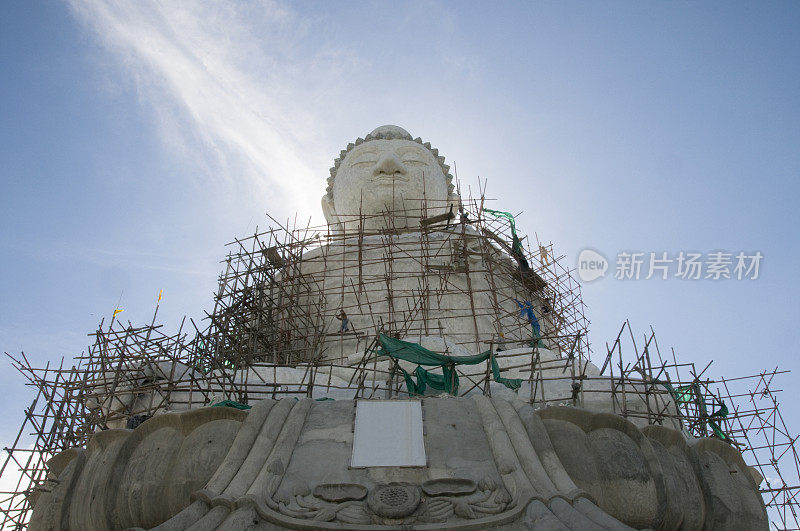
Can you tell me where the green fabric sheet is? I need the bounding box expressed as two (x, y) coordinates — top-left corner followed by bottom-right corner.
(483, 208), (524, 256)
(378, 334), (522, 396)
(655, 379), (728, 439)
(211, 399), (252, 410)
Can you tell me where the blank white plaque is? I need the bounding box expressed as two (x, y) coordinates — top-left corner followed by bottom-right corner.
(350, 400), (426, 467)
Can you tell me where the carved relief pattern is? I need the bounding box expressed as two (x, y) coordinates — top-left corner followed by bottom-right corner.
(272, 477), (510, 525)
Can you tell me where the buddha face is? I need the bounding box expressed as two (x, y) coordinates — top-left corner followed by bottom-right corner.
(322, 138), (451, 232)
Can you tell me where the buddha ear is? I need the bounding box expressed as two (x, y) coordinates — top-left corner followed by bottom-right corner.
(321, 194), (342, 233)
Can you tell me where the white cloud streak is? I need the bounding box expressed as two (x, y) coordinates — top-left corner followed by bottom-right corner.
(67, 0), (356, 218)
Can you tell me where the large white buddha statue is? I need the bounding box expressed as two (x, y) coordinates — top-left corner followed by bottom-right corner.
(285, 125), (555, 366)
(256, 125), (554, 382)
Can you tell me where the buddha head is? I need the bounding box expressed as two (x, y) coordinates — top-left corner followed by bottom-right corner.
(322, 125), (459, 232)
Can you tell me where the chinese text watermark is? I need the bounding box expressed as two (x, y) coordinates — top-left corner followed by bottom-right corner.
(577, 250), (762, 282)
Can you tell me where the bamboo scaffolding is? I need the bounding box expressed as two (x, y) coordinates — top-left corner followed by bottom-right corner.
(0, 194), (796, 528)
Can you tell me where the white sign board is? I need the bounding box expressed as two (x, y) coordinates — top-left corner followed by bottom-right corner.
(350, 400), (426, 467)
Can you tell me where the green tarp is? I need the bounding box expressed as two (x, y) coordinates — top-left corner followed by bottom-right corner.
(211, 399), (252, 410)
(401, 364), (459, 395)
(708, 403), (729, 439)
(656, 379), (728, 439)
(377, 334), (522, 396)
(658, 380), (697, 404)
(483, 208), (524, 256)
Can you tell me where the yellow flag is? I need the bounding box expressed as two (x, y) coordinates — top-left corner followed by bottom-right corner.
(158, 289), (163, 302)
(113, 308), (124, 316)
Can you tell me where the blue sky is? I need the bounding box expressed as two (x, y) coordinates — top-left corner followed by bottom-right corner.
(1, 0), (799, 462)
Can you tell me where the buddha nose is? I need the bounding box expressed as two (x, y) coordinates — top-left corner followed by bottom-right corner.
(373, 152), (407, 178)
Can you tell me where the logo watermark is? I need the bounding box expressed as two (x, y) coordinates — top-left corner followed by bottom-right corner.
(577, 249), (609, 282)
(577, 249), (762, 281)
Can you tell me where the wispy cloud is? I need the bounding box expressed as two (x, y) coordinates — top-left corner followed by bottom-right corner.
(55, 242), (217, 277)
(68, 0), (360, 218)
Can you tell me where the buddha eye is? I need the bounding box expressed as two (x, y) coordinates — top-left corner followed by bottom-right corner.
(349, 157), (378, 167)
(401, 158), (427, 167)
